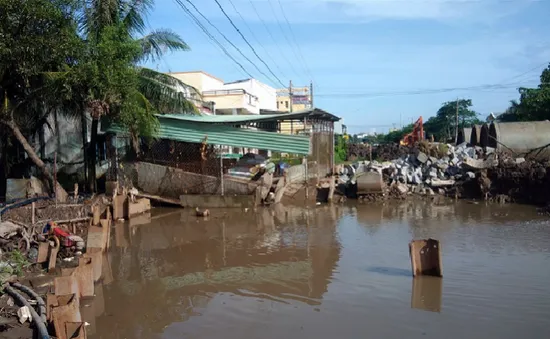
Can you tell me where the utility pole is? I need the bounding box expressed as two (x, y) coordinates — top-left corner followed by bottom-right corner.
(455, 98), (459, 144)
(310, 81), (314, 109)
(289, 80), (293, 113)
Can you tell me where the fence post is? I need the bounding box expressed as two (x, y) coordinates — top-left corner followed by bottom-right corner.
(304, 157), (309, 200)
(220, 150), (224, 196)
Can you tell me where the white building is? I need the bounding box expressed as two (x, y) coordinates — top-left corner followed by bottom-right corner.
(169, 71), (277, 115)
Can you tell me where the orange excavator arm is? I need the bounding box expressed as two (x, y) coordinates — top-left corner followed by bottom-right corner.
(399, 116), (424, 146)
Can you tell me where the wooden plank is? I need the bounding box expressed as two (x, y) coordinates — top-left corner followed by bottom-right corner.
(136, 193), (182, 206)
(48, 239), (60, 272)
(36, 242), (50, 264)
(92, 205), (100, 226)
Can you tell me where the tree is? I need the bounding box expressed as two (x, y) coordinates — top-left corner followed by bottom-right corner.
(0, 0), (81, 187)
(498, 64), (550, 122)
(56, 0), (198, 191)
(424, 99), (482, 142)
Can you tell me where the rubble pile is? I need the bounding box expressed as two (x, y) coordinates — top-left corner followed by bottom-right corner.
(338, 142), (509, 198)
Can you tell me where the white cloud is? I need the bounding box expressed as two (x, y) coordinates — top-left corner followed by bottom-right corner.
(226, 0), (533, 24)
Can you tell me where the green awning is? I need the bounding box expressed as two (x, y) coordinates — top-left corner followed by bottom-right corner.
(105, 117), (311, 155)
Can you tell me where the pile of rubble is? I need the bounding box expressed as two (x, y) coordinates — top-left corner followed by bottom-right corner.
(338, 142), (520, 198)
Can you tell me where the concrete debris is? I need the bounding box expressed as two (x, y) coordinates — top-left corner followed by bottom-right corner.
(17, 306), (31, 323)
(338, 143), (499, 196)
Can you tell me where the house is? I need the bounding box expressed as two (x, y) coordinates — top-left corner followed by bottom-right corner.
(169, 71), (277, 115)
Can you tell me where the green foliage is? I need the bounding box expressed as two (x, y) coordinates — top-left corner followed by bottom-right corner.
(1, 250), (31, 279)
(334, 134), (347, 163)
(0, 0), (81, 129)
(499, 64), (550, 122)
(423, 99), (482, 142)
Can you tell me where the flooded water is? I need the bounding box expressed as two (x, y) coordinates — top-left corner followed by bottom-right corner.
(89, 201), (550, 339)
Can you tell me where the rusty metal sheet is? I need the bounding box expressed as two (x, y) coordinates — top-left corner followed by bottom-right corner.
(55, 275), (79, 297)
(51, 294), (81, 339)
(409, 238), (442, 277)
(83, 251), (103, 282)
(65, 322), (87, 339)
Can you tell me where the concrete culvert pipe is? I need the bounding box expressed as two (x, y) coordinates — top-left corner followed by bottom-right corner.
(479, 124), (490, 148)
(470, 125), (482, 145)
(489, 121), (550, 161)
(457, 127), (472, 145)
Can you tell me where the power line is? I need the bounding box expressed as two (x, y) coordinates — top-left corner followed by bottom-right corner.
(173, 0), (253, 78)
(314, 83), (531, 98)
(182, 0), (279, 86)
(225, 0), (289, 82)
(266, 0), (309, 81)
(212, 0), (286, 87)
(275, 0), (315, 82)
(247, 0), (301, 81)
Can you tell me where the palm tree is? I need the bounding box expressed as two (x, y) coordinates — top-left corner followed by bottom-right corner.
(62, 0), (199, 191)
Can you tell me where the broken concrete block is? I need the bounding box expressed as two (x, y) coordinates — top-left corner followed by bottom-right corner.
(465, 172), (475, 179)
(416, 152), (428, 164)
(485, 147), (495, 155)
(515, 157), (525, 164)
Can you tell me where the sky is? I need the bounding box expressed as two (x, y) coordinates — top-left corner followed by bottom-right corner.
(145, 0), (550, 134)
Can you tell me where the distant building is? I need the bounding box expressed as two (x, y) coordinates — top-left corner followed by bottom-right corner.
(276, 86), (312, 112)
(169, 71), (277, 115)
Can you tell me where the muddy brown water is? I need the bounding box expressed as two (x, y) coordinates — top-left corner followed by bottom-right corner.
(90, 202), (550, 339)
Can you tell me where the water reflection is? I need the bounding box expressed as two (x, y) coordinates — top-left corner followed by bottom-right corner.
(92, 201), (550, 339)
(94, 206), (343, 338)
(411, 276), (443, 313)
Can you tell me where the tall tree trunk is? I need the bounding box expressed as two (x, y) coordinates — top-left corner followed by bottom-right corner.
(80, 112), (88, 192)
(3, 119), (53, 184)
(39, 124), (46, 159)
(89, 118), (99, 192)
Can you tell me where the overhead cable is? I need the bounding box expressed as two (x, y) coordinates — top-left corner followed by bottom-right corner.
(275, 0), (315, 82)
(173, 0), (253, 78)
(226, 0), (289, 81)
(182, 0), (279, 86)
(213, 0), (286, 87)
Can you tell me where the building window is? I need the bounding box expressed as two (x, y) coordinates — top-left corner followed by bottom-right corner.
(277, 102), (279, 109)
(285, 101), (289, 108)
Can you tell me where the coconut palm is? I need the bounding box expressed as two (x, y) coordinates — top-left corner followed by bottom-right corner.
(59, 0), (199, 191)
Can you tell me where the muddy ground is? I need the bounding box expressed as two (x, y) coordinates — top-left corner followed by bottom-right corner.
(2, 200), (91, 225)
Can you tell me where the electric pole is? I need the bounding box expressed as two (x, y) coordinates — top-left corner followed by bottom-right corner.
(455, 98), (459, 144)
(289, 80), (293, 113)
(310, 81), (314, 109)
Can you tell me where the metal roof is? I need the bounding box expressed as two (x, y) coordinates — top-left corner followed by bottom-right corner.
(105, 116), (312, 155)
(159, 107), (340, 124)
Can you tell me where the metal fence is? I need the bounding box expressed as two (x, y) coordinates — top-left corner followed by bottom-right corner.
(106, 136), (238, 197)
(308, 118), (335, 177)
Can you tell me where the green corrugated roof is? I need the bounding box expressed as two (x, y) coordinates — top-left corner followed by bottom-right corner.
(105, 117), (311, 155)
(159, 107), (340, 124)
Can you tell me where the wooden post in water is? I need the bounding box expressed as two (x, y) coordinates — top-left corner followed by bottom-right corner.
(409, 238), (442, 277)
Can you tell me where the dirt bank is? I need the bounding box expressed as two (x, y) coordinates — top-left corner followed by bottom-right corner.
(486, 159), (550, 205)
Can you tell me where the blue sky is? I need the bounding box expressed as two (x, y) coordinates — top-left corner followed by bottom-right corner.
(146, 0), (550, 134)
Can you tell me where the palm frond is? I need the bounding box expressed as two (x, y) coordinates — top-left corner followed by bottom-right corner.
(120, 0), (154, 35)
(137, 29), (190, 62)
(137, 67), (198, 114)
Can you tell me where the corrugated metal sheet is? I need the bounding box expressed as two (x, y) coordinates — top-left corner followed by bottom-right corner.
(159, 107), (340, 124)
(106, 118), (311, 155)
